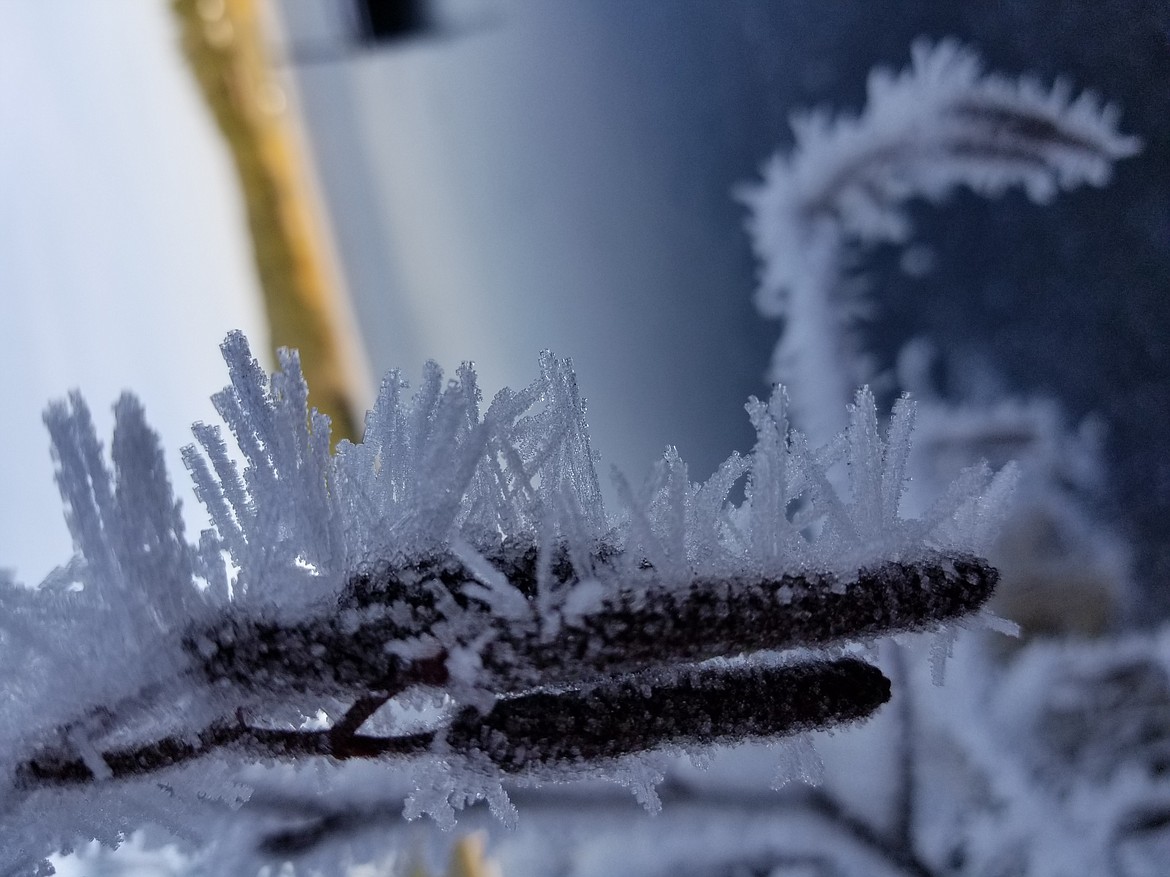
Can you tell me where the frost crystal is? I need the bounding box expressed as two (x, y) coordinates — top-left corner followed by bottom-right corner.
(0, 332), (1014, 873)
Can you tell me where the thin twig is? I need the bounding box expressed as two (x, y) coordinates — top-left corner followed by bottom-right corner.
(804, 787), (936, 877)
(16, 719), (436, 789)
(888, 643), (918, 854)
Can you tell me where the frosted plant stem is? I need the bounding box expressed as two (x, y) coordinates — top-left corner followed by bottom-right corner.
(10, 546), (987, 793)
(779, 227), (854, 445)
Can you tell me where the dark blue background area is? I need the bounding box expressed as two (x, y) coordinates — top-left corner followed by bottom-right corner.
(570, 0), (1170, 620)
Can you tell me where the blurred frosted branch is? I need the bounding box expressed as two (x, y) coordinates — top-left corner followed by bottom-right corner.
(738, 38), (1140, 444)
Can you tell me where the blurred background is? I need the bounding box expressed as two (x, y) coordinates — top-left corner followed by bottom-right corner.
(3, 1), (1170, 874)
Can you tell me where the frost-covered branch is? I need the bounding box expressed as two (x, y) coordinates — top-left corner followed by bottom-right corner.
(738, 38), (1140, 443)
(0, 332), (1013, 873)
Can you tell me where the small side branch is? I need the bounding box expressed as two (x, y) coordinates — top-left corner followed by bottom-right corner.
(16, 717), (437, 790)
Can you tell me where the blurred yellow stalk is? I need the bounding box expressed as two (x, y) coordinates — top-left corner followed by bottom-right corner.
(448, 832), (503, 877)
(172, 0), (365, 442)
(398, 831), (504, 877)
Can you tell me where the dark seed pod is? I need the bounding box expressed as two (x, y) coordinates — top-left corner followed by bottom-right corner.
(447, 658), (891, 773)
(479, 552), (996, 692)
(187, 546), (995, 702)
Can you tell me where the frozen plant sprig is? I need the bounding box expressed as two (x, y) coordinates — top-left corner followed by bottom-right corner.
(738, 38), (1141, 443)
(0, 332), (1014, 873)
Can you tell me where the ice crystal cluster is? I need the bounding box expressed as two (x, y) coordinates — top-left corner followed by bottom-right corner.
(738, 38), (1141, 443)
(0, 332), (1013, 874)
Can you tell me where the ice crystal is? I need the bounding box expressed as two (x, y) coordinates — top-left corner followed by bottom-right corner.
(0, 332), (1014, 874)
